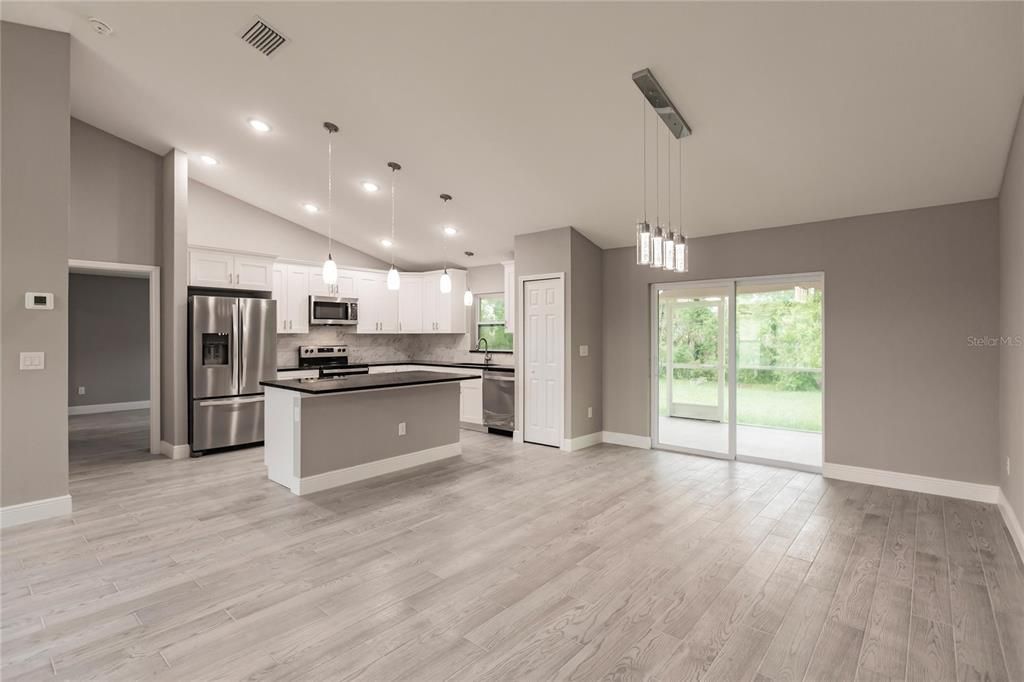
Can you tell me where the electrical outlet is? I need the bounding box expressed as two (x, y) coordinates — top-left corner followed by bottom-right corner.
(579, 345), (589, 357)
(78, 386), (86, 395)
(588, 406), (593, 418)
(398, 422), (406, 436)
(19, 352), (44, 370)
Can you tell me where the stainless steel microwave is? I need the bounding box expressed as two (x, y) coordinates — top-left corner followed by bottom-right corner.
(309, 296), (358, 326)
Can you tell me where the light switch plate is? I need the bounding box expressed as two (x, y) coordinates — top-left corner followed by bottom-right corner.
(20, 352), (45, 370)
(398, 422), (406, 436)
(579, 345), (589, 357)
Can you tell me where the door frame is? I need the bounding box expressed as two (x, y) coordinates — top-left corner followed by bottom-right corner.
(650, 272), (825, 472)
(68, 259), (161, 455)
(514, 272), (566, 448)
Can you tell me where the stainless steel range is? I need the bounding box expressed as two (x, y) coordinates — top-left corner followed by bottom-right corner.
(298, 345), (369, 379)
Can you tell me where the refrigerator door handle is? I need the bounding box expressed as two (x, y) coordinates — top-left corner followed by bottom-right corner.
(198, 396), (265, 407)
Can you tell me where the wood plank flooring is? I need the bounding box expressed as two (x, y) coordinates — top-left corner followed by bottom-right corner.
(1, 409), (1021, 681)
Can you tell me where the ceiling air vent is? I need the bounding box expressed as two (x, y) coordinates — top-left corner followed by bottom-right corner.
(240, 17), (287, 57)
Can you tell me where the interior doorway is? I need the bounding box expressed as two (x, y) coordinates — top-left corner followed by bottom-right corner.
(519, 275), (564, 447)
(68, 260), (160, 455)
(652, 273), (824, 471)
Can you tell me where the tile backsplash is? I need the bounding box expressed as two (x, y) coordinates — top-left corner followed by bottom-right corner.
(276, 328), (513, 368)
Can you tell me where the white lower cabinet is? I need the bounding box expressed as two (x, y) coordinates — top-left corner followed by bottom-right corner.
(459, 378), (484, 425)
(276, 369), (319, 380)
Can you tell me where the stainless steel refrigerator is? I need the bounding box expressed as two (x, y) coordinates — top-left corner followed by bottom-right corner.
(188, 295), (276, 454)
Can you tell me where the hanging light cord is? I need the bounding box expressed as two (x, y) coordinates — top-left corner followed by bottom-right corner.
(667, 128), (672, 234)
(655, 111), (660, 227)
(441, 195), (449, 271)
(327, 131), (333, 259)
(678, 136), (683, 233)
(390, 166), (397, 266)
(641, 94), (647, 223)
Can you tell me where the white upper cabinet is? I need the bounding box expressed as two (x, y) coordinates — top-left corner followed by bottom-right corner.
(421, 270), (467, 333)
(503, 260), (515, 333)
(397, 274), (424, 333)
(271, 263), (311, 334)
(308, 267), (356, 297)
(356, 271), (384, 333)
(188, 248), (273, 291)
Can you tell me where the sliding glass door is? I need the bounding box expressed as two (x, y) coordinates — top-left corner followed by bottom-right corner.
(653, 273), (824, 470)
(655, 282), (731, 458)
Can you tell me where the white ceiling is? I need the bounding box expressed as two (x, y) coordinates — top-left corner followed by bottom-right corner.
(5, 2), (1023, 268)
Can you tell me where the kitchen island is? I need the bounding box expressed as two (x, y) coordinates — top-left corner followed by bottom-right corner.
(260, 371), (474, 495)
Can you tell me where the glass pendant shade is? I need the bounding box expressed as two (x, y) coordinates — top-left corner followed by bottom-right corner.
(651, 226), (664, 268)
(322, 255), (338, 284)
(439, 269), (452, 294)
(463, 289), (473, 306)
(663, 232), (676, 271)
(674, 237), (688, 273)
(636, 221), (651, 265)
(386, 265), (400, 291)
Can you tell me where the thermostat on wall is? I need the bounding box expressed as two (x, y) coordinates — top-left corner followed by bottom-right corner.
(25, 292), (54, 310)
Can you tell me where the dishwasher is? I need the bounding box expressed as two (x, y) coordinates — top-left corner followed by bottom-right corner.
(482, 370), (515, 433)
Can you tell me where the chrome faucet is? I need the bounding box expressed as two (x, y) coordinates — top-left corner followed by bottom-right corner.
(476, 337), (492, 363)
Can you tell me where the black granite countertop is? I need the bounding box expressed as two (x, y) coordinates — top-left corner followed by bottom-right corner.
(363, 361), (516, 373)
(261, 370), (476, 395)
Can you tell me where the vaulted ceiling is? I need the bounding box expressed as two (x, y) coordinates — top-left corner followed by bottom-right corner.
(5, 2), (1022, 267)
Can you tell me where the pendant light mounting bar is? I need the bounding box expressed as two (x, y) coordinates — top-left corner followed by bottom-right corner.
(632, 68), (691, 140)
(387, 161), (402, 172)
(323, 121), (339, 134)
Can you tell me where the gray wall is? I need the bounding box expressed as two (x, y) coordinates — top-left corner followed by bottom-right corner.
(467, 264), (505, 295)
(1, 21), (71, 507)
(70, 119), (162, 266)
(188, 181), (387, 269)
(603, 200), (1001, 485)
(999, 99), (1024, 528)
(570, 230), (603, 437)
(514, 226), (602, 439)
(68, 274), (149, 407)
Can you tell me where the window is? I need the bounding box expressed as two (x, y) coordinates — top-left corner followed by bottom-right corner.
(475, 293), (513, 351)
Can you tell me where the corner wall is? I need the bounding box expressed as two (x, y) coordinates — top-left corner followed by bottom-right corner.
(603, 200), (1000, 485)
(1, 22), (71, 509)
(999, 98), (1024, 534)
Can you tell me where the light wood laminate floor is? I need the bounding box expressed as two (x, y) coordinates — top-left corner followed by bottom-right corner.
(1, 410), (1021, 681)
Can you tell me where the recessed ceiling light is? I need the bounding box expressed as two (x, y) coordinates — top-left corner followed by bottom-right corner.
(443, 226), (457, 236)
(248, 118), (271, 133)
(199, 154), (218, 166)
(380, 238), (393, 248)
(302, 203), (319, 214)
(361, 181), (380, 193)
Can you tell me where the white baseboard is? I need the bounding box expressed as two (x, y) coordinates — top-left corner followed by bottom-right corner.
(512, 430), (524, 444)
(601, 431), (652, 450)
(69, 400), (150, 416)
(998, 488), (1024, 562)
(1, 494), (72, 528)
(160, 441), (191, 460)
(823, 463), (999, 504)
(293, 442), (462, 496)
(561, 432), (603, 452)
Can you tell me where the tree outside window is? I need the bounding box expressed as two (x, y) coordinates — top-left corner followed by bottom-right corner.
(476, 294), (513, 351)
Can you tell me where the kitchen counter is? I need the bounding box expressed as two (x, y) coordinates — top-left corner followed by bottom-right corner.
(261, 370), (475, 395)
(262, 371), (468, 495)
(364, 361), (515, 373)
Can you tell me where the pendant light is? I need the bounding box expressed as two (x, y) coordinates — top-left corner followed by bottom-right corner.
(675, 134), (688, 273)
(438, 193), (453, 294)
(663, 133), (676, 271)
(386, 161), (402, 290)
(650, 116), (664, 268)
(321, 122), (340, 285)
(636, 94), (651, 265)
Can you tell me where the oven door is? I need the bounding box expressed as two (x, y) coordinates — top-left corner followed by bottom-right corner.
(309, 297), (357, 326)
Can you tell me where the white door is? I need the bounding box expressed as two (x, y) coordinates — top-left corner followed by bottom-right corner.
(398, 275), (424, 333)
(285, 265), (310, 334)
(523, 278), (563, 447)
(189, 250), (235, 288)
(234, 255), (275, 291)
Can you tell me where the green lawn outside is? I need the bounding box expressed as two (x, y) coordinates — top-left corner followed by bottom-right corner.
(658, 378), (822, 432)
